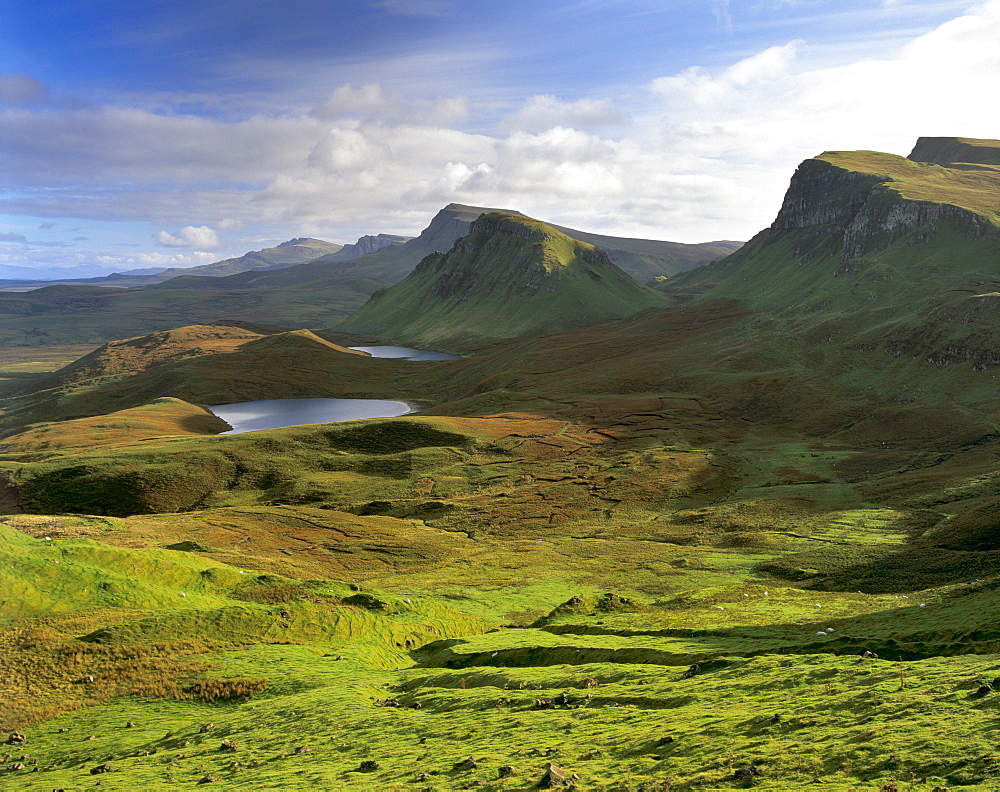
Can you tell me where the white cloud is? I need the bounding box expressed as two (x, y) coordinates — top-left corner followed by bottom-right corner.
(649, 2), (1000, 163)
(154, 225), (220, 248)
(311, 83), (394, 119)
(0, 73), (49, 105)
(3, 0), (999, 263)
(500, 95), (626, 132)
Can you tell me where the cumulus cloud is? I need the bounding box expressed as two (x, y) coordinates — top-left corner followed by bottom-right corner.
(154, 225), (220, 248)
(499, 95), (626, 133)
(648, 1), (1000, 163)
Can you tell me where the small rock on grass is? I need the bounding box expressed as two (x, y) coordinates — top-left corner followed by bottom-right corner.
(89, 763), (113, 774)
(453, 756), (478, 771)
(538, 762), (576, 788)
(359, 759), (380, 771)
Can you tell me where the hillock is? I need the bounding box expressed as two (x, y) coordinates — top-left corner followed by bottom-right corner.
(340, 212), (665, 347)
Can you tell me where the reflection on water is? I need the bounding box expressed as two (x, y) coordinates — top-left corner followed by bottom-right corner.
(209, 397), (411, 434)
(349, 345), (460, 361)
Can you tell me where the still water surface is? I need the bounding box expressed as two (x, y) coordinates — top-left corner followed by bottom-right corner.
(209, 346), (457, 433)
(210, 397), (411, 435)
(349, 345), (460, 361)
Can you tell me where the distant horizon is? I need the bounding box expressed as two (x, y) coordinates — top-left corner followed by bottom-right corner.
(2, 0), (998, 276)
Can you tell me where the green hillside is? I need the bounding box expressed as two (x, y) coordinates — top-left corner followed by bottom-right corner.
(339, 212), (666, 347)
(6, 139), (1000, 790)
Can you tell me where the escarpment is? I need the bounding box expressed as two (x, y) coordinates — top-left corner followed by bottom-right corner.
(764, 147), (1000, 264)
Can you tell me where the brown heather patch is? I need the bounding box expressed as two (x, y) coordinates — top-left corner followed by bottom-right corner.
(0, 623), (235, 729)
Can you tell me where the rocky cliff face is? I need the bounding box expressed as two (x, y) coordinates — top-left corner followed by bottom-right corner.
(759, 145), (999, 264)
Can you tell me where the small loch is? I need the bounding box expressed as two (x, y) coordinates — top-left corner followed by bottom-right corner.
(209, 397), (412, 435)
(349, 345), (460, 361)
(208, 344), (460, 434)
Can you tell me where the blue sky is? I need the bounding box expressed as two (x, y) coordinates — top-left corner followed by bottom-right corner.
(1, 0), (998, 275)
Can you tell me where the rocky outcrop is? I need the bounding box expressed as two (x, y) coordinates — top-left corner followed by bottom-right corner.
(328, 234), (412, 261)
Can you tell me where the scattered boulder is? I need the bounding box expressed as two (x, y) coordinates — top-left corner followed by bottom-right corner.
(125, 721), (136, 728)
(197, 775), (223, 784)
(199, 723), (215, 733)
(534, 698), (555, 710)
(219, 740), (239, 752)
(89, 763), (113, 774)
(538, 762), (569, 788)
(416, 771), (431, 781)
(453, 756), (478, 771)
(498, 764), (516, 778)
(680, 663), (701, 680)
(5, 732), (25, 746)
(342, 593), (389, 611)
(733, 764), (760, 786)
(410, 701), (423, 709)
(381, 698), (400, 708)
(584, 678), (600, 688)
(861, 650), (879, 659)
(656, 735), (675, 746)
(359, 759), (380, 771)
(7, 763), (25, 771)
(976, 684), (993, 697)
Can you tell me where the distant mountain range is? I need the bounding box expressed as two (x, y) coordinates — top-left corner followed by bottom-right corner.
(0, 204), (742, 347)
(0, 238), (345, 291)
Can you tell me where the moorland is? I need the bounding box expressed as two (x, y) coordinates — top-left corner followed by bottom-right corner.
(1, 136), (999, 790)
